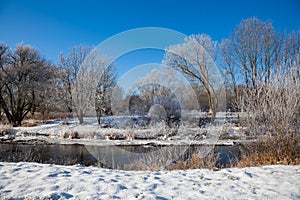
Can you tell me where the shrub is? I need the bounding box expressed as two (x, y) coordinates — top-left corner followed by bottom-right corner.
(243, 68), (299, 136)
(236, 68), (300, 167)
(60, 131), (80, 139)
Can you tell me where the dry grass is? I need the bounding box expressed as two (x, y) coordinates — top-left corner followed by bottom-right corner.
(21, 122), (38, 127)
(25, 112), (73, 120)
(236, 133), (300, 167)
(166, 151), (218, 170)
(125, 130), (300, 171)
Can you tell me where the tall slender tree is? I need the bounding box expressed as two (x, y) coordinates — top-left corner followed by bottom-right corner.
(58, 45), (89, 113)
(95, 61), (117, 124)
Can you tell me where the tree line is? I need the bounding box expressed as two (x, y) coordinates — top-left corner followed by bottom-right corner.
(0, 44), (117, 126)
(0, 17), (299, 130)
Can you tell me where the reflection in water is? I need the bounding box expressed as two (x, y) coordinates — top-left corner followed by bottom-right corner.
(0, 143), (241, 170)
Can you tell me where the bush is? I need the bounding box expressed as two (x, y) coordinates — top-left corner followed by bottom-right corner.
(236, 68), (300, 167)
(243, 69), (299, 135)
(60, 131), (80, 139)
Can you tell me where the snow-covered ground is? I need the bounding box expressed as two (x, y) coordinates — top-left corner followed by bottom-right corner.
(0, 113), (248, 146)
(0, 162), (299, 199)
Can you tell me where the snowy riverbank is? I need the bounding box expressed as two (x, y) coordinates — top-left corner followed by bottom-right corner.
(0, 114), (249, 146)
(0, 162), (299, 199)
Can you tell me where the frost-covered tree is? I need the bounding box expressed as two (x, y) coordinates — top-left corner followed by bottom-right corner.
(111, 84), (126, 115)
(163, 34), (223, 122)
(95, 62), (117, 124)
(72, 51), (110, 124)
(59, 45), (89, 113)
(150, 95), (181, 127)
(135, 67), (198, 112)
(130, 68), (183, 126)
(135, 68), (175, 105)
(59, 46), (116, 124)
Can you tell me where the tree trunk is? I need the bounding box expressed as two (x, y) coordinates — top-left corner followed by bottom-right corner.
(78, 109), (84, 124)
(206, 88), (217, 125)
(96, 109), (102, 125)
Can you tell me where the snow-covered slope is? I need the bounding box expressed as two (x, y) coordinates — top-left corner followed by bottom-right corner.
(0, 162), (299, 199)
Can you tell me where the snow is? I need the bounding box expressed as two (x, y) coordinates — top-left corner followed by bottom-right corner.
(0, 162), (299, 199)
(1, 114), (249, 147)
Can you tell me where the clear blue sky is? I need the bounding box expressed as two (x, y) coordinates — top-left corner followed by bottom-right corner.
(0, 0), (299, 70)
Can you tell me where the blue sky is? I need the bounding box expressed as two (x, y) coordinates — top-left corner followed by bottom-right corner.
(0, 0), (299, 75)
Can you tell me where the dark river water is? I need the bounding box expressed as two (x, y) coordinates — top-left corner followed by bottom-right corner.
(0, 143), (241, 170)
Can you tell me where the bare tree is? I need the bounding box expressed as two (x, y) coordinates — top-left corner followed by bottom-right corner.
(135, 68), (173, 105)
(71, 50), (100, 124)
(221, 39), (241, 111)
(58, 45), (89, 113)
(32, 66), (64, 117)
(0, 44), (9, 123)
(0, 43), (53, 126)
(59, 45), (116, 124)
(231, 17), (279, 90)
(27, 67), (54, 116)
(281, 31), (300, 79)
(95, 62), (117, 124)
(128, 94), (148, 116)
(163, 34), (223, 122)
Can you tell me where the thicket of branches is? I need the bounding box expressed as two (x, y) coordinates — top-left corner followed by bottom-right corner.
(0, 44), (53, 126)
(220, 17), (299, 136)
(244, 68), (299, 135)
